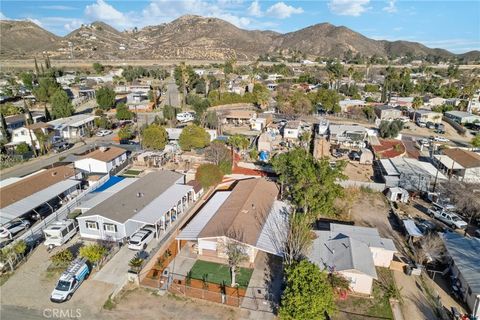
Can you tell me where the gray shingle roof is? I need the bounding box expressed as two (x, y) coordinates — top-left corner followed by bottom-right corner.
(309, 231), (377, 279)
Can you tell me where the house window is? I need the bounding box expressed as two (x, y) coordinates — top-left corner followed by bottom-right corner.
(86, 221), (98, 230)
(103, 223), (117, 233)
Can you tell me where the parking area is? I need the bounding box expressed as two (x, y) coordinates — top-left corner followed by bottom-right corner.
(0, 238), (114, 319)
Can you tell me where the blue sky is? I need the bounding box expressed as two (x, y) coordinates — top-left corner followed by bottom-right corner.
(1, 0), (479, 53)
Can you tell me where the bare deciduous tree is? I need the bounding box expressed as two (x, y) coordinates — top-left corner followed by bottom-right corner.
(284, 211), (314, 266)
(413, 234), (445, 265)
(439, 180), (480, 226)
(218, 228), (248, 287)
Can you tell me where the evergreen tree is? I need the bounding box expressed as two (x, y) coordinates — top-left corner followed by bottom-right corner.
(44, 106), (52, 122)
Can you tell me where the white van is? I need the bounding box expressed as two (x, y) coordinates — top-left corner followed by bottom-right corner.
(176, 112), (195, 123)
(51, 258), (90, 303)
(44, 220), (78, 249)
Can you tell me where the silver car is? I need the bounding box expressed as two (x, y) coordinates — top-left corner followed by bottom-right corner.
(0, 219), (31, 239)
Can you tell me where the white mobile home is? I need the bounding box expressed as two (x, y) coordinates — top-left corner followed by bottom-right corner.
(77, 171), (194, 242)
(74, 146), (127, 174)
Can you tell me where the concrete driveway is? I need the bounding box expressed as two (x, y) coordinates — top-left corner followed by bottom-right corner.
(93, 246), (137, 286)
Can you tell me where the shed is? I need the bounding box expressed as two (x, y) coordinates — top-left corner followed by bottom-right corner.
(386, 187), (409, 203)
(359, 148), (373, 164)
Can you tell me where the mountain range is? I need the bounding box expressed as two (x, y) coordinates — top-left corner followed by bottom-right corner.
(1, 15), (478, 62)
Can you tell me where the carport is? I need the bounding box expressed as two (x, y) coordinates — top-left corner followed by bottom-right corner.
(0, 179), (81, 224)
(129, 184), (194, 239)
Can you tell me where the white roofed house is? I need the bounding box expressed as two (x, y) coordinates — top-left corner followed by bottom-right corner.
(307, 224), (397, 295)
(7, 122), (54, 150)
(328, 124), (367, 148)
(77, 171), (194, 242)
(48, 114), (96, 141)
(74, 146), (127, 174)
(282, 121), (302, 140)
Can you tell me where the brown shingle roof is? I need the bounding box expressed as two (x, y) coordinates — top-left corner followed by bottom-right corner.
(198, 178), (279, 246)
(0, 166), (76, 209)
(82, 146), (126, 162)
(443, 148), (480, 169)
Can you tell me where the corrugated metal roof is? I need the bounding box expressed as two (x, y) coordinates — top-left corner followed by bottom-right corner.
(176, 192), (232, 240)
(403, 219), (423, 237)
(255, 200), (290, 256)
(442, 232), (480, 294)
(380, 159), (399, 176)
(132, 184), (193, 225)
(0, 179), (81, 223)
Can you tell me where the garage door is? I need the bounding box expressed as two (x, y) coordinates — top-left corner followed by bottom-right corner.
(198, 239), (217, 251)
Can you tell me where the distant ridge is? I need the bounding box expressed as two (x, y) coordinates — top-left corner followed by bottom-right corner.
(1, 15), (478, 62)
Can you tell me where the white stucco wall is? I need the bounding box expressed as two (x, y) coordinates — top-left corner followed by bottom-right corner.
(341, 270), (374, 295)
(371, 248), (395, 268)
(75, 158), (109, 173)
(77, 215), (126, 241)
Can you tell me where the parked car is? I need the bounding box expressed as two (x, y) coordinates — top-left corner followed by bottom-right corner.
(426, 122), (435, 129)
(52, 141), (71, 153)
(434, 129), (446, 134)
(349, 151), (360, 161)
(434, 136), (450, 143)
(96, 129), (113, 137)
(415, 219), (440, 234)
(176, 112), (195, 123)
(128, 226), (156, 250)
(0, 219), (31, 239)
(428, 209), (468, 230)
(416, 121), (427, 128)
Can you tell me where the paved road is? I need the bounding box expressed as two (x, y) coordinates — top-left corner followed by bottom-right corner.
(0, 143), (95, 180)
(163, 78), (181, 108)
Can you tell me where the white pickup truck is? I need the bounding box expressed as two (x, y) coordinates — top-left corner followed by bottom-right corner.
(428, 209), (468, 230)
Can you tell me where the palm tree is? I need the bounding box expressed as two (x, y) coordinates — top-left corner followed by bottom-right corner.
(412, 96), (423, 123)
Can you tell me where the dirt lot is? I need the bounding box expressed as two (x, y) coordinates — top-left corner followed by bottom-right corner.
(102, 287), (249, 320)
(403, 120), (474, 143)
(1, 239), (114, 319)
(348, 190), (439, 320)
(344, 162), (374, 182)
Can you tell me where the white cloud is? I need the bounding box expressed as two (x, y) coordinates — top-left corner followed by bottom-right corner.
(248, 0), (262, 17)
(266, 2), (303, 19)
(328, 0), (370, 16)
(40, 5), (77, 10)
(85, 0), (132, 29)
(0, 11), (8, 20)
(64, 19), (85, 32)
(383, 0), (397, 13)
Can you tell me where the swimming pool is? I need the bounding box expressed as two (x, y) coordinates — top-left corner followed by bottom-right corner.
(93, 176), (125, 192)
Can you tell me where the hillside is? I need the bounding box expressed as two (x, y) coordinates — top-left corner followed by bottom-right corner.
(0, 20), (59, 58)
(0, 16), (478, 62)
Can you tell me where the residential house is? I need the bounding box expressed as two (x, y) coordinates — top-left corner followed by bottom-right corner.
(307, 223), (397, 294)
(77, 171), (194, 241)
(74, 146), (127, 174)
(0, 166), (81, 224)
(8, 122), (53, 150)
(282, 121), (302, 140)
(166, 128), (217, 142)
(389, 97), (414, 108)
(2, 112), (45, 134)
(177, 178), (289, 265)
(441, 232), (480, 318)
(424, 97), (446, 108)
(467, 91), (480, 113)
(433, 148), (480, 183)
(221, 110), (256, 125)
(48, 114), (96, 140)
(414, 109), (443, 124)
(377, 157), (447, 191)
(445, 111), (480, 124)
(375, 105), (403, 121)
(328, 124), (367, 148)
(339, 99), (365, 113)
